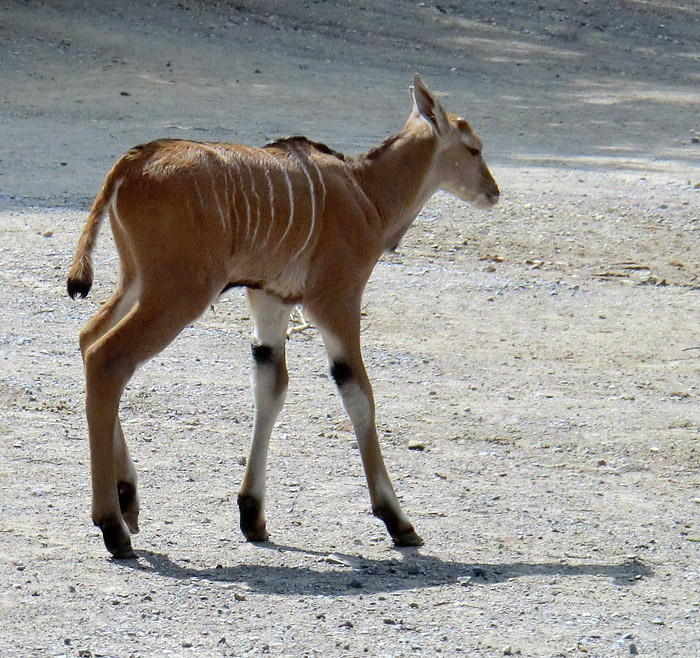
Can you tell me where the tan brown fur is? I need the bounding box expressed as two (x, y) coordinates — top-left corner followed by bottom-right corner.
(68, 75), (499, 557)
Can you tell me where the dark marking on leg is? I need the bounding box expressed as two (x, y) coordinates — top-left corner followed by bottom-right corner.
(251, 343), (274, 365)
(117, 481), (136, 510)
(373, 502), (424, 547)
(330, 361), (353, 387)
(117, 481), (139, 534)
(237, 493), (270, 542)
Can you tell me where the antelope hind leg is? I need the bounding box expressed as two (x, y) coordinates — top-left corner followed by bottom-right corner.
(114, 417), (140, 534)
(84, 283), (218, 557)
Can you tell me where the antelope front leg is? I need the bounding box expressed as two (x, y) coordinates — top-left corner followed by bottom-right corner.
(238, 289), (292, 542)
(317, 318), (423, 547)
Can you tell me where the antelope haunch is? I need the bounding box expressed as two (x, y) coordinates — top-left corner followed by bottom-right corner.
(67, 75), (499, 558)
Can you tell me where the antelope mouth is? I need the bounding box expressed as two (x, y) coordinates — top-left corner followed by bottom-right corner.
(471, 190), (500, 209)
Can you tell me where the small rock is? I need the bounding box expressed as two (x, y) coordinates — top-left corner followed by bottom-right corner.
(237, 456), (246, 466)
(629, 643), (639, 655)
(408, 440), (426, 451)
(42, 230), (53, 237)
(339, 620), (354, 628)
(503, 645), (513, 656)
(651, 617), (664, 625)
(182, 640), (193, 648)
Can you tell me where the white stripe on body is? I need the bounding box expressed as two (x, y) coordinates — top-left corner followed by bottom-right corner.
(207, 163), (228, 231)
(194, 179), (206, 216)
(223, 164), (241, 248)
(261, 166), (275, 249)
(195, 143), (233, 231)
(242, 158), (262, 246)
(237, 147), (264, 246)
(221, 160), (232, 232)
(185, 198), (196, 226)
(276, 162), (296, 251)
(253, 148), (284, 250)
(307, 155), (327, 208)
(288, 145), (317, 260)
(236, 156), (253, 250)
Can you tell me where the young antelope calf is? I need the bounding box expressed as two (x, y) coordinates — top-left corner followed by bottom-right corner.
(68, 75), (499, 558)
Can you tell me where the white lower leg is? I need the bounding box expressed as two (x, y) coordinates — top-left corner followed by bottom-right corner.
(239, 289), (292, 541)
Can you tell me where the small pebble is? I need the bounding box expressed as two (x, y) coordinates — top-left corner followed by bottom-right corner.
(629, 643), (639, 655)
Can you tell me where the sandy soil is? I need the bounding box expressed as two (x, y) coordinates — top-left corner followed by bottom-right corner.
(1, 1), (699, 656)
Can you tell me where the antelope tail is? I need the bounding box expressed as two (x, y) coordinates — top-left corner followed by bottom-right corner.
(66, 171), (122, 299)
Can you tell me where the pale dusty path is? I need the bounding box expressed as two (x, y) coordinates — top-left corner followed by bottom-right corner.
(1, 1), (699, 657)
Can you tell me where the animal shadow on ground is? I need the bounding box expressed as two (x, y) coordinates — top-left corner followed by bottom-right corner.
(122, 543), (652, 596)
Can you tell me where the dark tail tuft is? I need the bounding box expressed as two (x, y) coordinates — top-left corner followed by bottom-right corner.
(66, 166), (120, 300)
(67, 276), (92, 300)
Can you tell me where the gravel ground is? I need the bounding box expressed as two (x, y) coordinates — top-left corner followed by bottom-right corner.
(1, 1), (699, 657)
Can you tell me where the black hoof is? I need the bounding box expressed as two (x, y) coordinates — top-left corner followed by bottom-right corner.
(99, 519), (135, 559)
(238, 493), (269, 542)
(373, 503), (423, 547)
(392, 528), (424, 547)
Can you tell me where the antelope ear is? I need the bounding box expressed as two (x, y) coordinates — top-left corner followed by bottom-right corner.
(411, 74), (450, 136)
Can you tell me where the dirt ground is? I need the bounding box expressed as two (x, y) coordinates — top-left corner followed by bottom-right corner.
(1, 1), (699, 656)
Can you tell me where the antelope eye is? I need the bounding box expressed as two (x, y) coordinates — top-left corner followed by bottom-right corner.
(466, 146), (481, 157)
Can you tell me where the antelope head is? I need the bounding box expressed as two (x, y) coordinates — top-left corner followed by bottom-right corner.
(410, 74), (500, 209)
